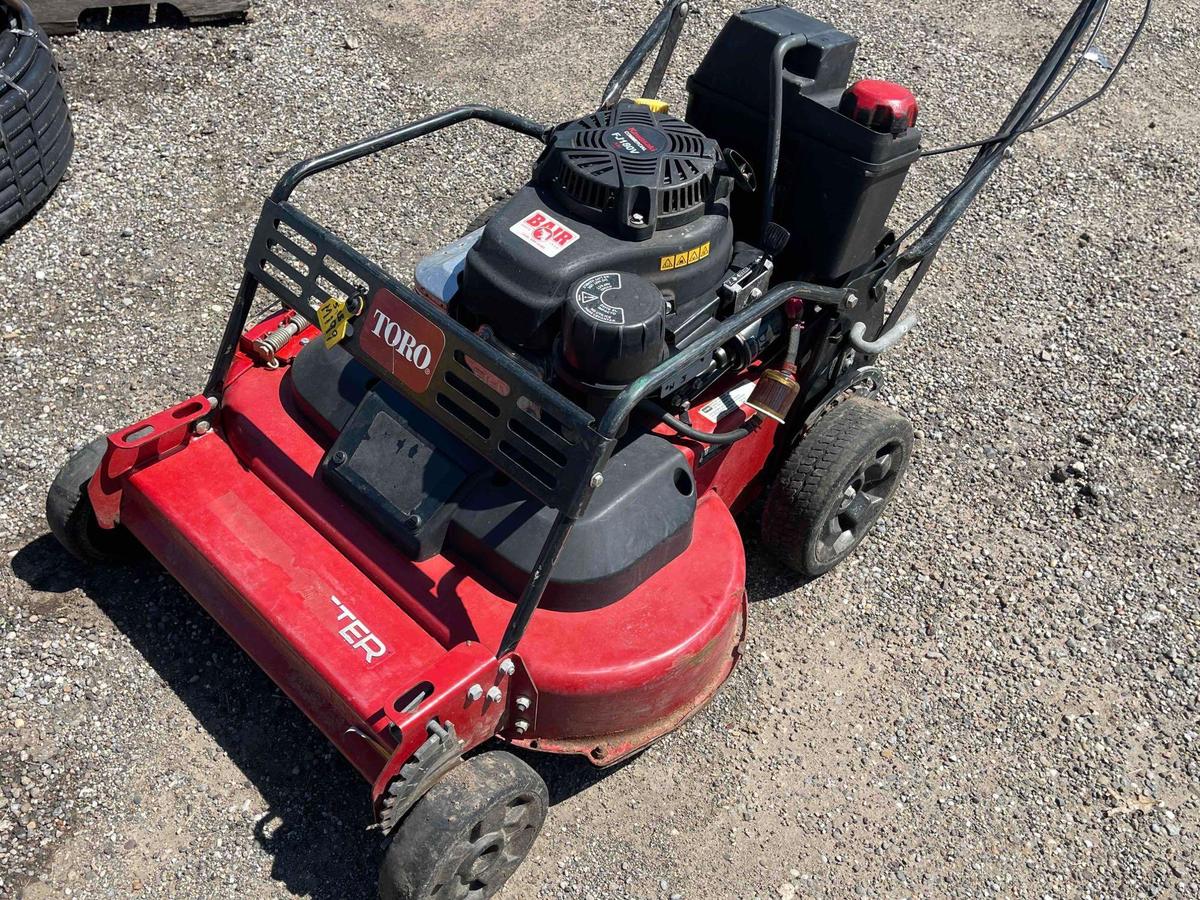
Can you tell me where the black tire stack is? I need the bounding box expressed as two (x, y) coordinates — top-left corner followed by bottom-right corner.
(1, 0), (73, 240)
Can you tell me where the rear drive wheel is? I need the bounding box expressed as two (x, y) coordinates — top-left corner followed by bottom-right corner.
(762, 398), (912, 577)
(46, 436), (138, 563)
(379, 750), (548, 900)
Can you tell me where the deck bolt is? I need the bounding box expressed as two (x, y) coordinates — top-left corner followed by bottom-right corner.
(205, 395), (219, 409)
(513, 720), (529, 734)
(590, 472), (604, 488)
(845, 293), (859, 309)
(515, 696), (531, 712)
(331, 450), (348, 466)
(300, 337), (310, 345)
(194, 420), (212, 435)
(486, 686), (503, 703)
(466, 684), (483, 702)
(498, 659), (516, 677)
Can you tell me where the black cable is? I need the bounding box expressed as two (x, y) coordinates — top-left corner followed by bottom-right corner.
(872, 0), (1148, 275)
(919, 0), (1149, 158)
(643, 401), (755, 445)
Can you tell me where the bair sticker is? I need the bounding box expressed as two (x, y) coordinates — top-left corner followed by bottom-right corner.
(510, 210), (580, 258)
(359, 288), (446, 393)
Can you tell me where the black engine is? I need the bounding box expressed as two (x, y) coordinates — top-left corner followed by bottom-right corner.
(453, 99), (748, 406)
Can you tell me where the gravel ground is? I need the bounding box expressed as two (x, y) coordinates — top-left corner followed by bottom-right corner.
(2, 0), (1197, 897)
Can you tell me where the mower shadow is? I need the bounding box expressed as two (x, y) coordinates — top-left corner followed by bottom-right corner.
(10, 534), (626, 898)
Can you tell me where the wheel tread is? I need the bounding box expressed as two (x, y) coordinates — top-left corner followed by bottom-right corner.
(762, 398), (913, 576)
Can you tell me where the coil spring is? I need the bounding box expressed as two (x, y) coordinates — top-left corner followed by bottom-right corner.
(252, 316), (303, 368)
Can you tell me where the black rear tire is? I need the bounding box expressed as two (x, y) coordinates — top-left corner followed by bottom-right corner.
(46, 436), (138, 563)
(379, 750), (547, 900)
(0, 3), (75, 239)
(762, 398), (913, 577)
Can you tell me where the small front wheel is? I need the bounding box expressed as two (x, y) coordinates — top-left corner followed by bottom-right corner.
(379, 750), (548, 900)
(762, 398), (913, 577)
(46, 436), (139, 563)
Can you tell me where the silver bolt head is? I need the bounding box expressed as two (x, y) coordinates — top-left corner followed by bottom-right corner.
(486, 686), (503, 703)
(513, 719), (530, 734)
(515, 696), (532, 712)
(590, 472), (604, 489)
(750, 287), (763, 300)
(498, 659), (516, 677)
(205, 396), (219, 409)
(194, 420), (212, 435)
(466, 684), (483, 702)
(845, 293), (859, 309)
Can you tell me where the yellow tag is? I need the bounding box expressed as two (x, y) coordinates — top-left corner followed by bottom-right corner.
(633, 97), (670, 114)
(316, 297), (352, 349)
(660, 240), (710, 271)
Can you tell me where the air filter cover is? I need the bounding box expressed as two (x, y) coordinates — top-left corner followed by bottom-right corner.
(534, 99), (722, 241)
(562, 271), (667, 386)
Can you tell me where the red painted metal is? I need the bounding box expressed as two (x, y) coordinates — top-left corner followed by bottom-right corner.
(89, 394), (212, 529)
(95, 317), (767, 815)
(656, 367), (780, 515)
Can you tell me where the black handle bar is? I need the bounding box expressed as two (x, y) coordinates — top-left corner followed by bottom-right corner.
(270, 105), (547, 203)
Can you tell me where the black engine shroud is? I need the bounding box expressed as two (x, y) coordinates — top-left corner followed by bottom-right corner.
(455, 100), (736, 359)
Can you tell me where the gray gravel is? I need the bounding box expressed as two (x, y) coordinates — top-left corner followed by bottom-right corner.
(2, 0), (1198, 897)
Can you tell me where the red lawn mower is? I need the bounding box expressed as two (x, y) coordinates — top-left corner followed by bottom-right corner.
(46, 1), (1144, 896)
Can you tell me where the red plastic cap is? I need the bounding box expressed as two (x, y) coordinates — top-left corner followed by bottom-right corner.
(840, 80), (919, 135)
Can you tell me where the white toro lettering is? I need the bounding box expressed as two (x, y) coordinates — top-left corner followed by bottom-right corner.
(330, 595), (387, 664)
(370, 310), (434, 371)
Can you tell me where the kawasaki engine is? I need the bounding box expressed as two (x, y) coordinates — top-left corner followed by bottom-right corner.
(427, 99), (767, 412)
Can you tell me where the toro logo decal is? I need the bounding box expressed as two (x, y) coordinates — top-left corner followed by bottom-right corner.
(359, 288), (446, 393)
(509, 210), (580, 258)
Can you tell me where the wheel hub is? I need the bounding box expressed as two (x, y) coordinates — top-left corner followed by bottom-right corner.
(817, 439), (903, 565)
(434, 794), (541, 899)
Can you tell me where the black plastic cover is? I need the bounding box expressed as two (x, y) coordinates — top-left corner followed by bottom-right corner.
(533, 99), (723, 241)
(320, 383), (487, 561)
(448, 431), (696, 609)
(562, 271), (667, 386)
(286, 341), (696, 607)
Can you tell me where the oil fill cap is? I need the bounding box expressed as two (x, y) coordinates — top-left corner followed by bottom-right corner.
(840, 80), (919, 135)
(563, 272), (666, 386)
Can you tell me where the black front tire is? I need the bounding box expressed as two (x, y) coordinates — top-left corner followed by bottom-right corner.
(46, 436), (138, 563)
(762, 398), (913, 577)
(379, 751), (548, 900)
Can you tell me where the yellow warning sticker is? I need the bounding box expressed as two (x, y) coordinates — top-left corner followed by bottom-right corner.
(660, 241), (710, 272)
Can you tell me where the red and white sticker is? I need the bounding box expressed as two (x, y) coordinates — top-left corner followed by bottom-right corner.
(359, 288), (446, 394)
(510, 210), (580, 258)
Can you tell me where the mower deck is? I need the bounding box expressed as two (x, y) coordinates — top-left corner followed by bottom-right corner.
(114, 358), (746, 778)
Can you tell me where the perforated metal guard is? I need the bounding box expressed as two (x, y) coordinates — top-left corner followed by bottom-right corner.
(245, 199), (608, 515)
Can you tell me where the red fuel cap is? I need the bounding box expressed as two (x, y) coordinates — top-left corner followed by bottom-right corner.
(840, 80), (919, 135)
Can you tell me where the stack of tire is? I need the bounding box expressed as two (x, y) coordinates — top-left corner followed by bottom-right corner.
(1, 0), (72, 240)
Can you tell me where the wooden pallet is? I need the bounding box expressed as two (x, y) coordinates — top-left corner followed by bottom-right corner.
(29, 0), (249, 36)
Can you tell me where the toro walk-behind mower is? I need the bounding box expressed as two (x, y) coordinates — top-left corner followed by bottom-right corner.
(46, 1), (1145, 896)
